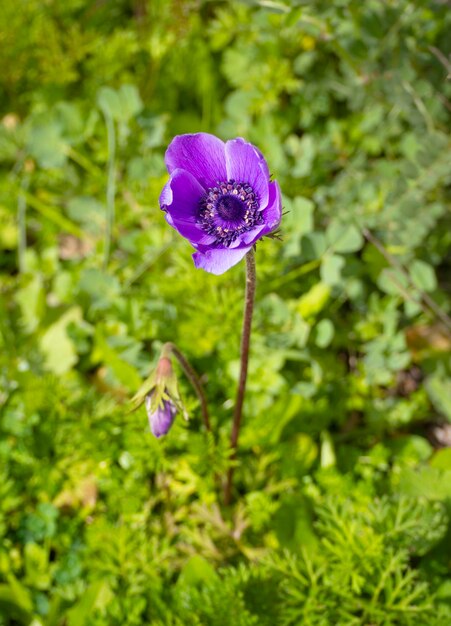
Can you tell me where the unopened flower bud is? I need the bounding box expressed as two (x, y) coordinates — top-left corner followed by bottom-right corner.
(129, 346), (186, 439)
(145, 393), (177, 438)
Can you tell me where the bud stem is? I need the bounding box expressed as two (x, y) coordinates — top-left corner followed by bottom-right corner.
(224, 248), (256, 505)
(163, 342), (211, 434)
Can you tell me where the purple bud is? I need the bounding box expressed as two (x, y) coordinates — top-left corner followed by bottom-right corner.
(145, 394), (177, 438)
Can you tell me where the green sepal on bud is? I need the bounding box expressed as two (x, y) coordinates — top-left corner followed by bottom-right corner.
(129, 349), (188, 421)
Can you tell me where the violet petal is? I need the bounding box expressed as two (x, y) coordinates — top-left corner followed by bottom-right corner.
(165, 133), (227, 190)
(160, 168), (215, 245)
(225, 138), (270, 209)
(146, 396), (177, 438)
(262, 180), (282, 233)
(192, 246), (251, 275)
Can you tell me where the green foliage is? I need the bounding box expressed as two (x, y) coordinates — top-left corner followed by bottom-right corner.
(266, 497), (449, 626)
(0, 0), (451, 624)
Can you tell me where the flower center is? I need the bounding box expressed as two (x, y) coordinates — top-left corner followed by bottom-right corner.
(197, 179), (263, 247)
(216, 195), (244, 221)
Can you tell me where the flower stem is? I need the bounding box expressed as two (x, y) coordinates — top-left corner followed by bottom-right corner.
(17, 174), (30, 274)
(103, 112), (116, 270)
(164, 342), (211, 433)
(224, 248), (256, 505)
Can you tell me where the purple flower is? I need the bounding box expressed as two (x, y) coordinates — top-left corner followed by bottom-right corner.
(145, 393), (177, 438)
(159, 133), (282, 274)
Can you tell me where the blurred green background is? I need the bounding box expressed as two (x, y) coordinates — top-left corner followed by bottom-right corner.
(1, 1), (451, 624)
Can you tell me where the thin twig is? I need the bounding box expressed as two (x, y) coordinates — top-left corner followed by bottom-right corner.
(17, 174), (29, 273)
(103, 112), (116, 269)
(123, 240), (173, 290)
(224, 249), (257, 505)
(363, 228), (451, 334)
(164, 342), (211, 434)
(66, 146), (103, 178)
(429, 46), (451, 79)
(402, 80), (434, 133)
(19, 190), (85, 237)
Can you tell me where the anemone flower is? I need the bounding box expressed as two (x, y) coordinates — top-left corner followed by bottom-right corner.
(159, 133), (282, 274)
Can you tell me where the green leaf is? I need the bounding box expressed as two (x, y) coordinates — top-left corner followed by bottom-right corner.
(78, 268), (121, 309)
(274, 495), (319, 552)
(320, 431), (336, 468)
(378, 267), (411, 296)
(281, 434), (318, 478)
(24, 543), (50, 590)
(293, 197), (315, 233)
(326, 222), (363, 253)
(177, 555), (218, 589)
(15, 274), (45, 333)
(97, 87), (122, 120)
(23, 191), (85, 238)
(302, 232), (327, 259)
(425, 372), (451, 421)
(283, 196), (315, 257)
(430, 448), (451, 471)
(315, 318), (334, 348)
(297, 282), (330, 318)
(118, 84), (143, 121)
(67, 581), (114, 626)
(387, 435), (433, 464)
(40, 307), (82, 374)
(55, 101), (85, 144)
(66, 196), (105, 234)
(397, 466), (451, 500)
(320, 254), (345, 286)
(0, 575), (33, 624)
(287, 134), (315, 177)
(97, 85), (143, 122)
(92, 327), (141, 390)
(27, 119), (67, 169)
(410, 260), (437, 292)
